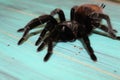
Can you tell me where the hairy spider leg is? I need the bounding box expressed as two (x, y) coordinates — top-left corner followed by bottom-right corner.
(70, 6), (78, 21)
(35, 20), (57, 46)
(99, 24), (117, 33)
(50, 8), (66, 22)
(35, 9), (66, 46)
(17, 8), (65, 32)
(82, 36), (97, 61)
(93, 24), (120, 40)
(35, 26), (48, 46)
(18, 15), (57, 45)
(44, 40), (53, 61)
(93, 30), (120, 40)
(37, 37), (54, 62)
(89, 12), (117, 38)
(37, 29), (59, 61)
(17, 28), (24, 32)
(37, 28), (58, 51)
(99, 13), (117, 38)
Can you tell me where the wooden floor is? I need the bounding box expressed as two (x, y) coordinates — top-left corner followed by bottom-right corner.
(0, 0), (120, 80)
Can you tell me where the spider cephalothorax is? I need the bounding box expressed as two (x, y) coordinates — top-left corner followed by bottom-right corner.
(17, 4), (120, 62)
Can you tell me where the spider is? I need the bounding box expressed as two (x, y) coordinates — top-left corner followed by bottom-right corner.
(17, 4), (120, 62)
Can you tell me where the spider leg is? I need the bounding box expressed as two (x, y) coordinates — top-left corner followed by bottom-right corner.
(37, 37), (54, 62)
(17, 17), (42, 32)
(94, 24), (120, 40)
(44, 40), (53, 62)
(37, 40), (46, 52)
(36, 9), (66, 45)
(36, 9), (66, 46)
(18, 15), (57, 45)
(37, 28), (58, 51)
(50, 8), (66, 22)
(35, 21), (56, 46)
(99, 24), (117, 33)
(89, 13), (116, 38)
(37, 28), (60, 61)
(70, 6), (78, 21)
(82, 36), (97, 61)
(17, 28), (25, 32)
(35, 28), (47, 46)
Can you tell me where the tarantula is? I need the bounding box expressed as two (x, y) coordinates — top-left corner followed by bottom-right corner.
(17, 4), (120, 62)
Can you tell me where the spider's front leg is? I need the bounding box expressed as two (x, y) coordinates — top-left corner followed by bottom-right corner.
(18, 15), (57, 45)
(44, 40), (53, 61)
(35, 8), (66, 45)
(37, 29), (59, 61)
(36, 37), (53, 61)
(35, 21), (56, 46)
(82, 36), (97, 61)
(50, 8), (66, 22)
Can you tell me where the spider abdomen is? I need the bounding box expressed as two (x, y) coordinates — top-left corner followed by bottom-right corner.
(75, 4), (103, 24)
(76, 4), (103, 16)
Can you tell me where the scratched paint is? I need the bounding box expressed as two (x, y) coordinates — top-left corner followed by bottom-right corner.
(0, 0), (120, 80)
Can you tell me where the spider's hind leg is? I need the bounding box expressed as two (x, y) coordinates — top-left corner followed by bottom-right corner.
(94, 24), (120, 40)
(89, 12), (116, 38)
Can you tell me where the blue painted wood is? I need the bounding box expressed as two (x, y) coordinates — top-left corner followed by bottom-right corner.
(0, 0), (120, 80)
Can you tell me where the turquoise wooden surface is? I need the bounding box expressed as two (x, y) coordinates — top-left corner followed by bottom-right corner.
(0, 0), (120, 80)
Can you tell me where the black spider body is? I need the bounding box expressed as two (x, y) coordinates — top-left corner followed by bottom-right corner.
(57, 21), (81, 42)
(17, 4), (120, 62)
